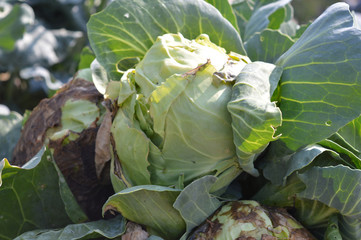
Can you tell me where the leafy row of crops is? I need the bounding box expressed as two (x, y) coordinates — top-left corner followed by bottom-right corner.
(1, 0), (361, 239)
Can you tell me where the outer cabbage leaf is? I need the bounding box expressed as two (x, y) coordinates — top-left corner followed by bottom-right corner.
(253, 174), (305, 207)
(275, 3), (361, 151)
(318, 138), (361, 169)
(254, 175), (338, 234)
(87, 0), (245, 80)
(231, 0), (291, 39)
(227, 61), (282, 176)
(263, 144), (342, 186)
(255, 164), (361, 239)
(0, 148), (87, 240)
(244, 29), (294, 63)
(173, 176), (222, 240)
(103, 185), (184, 240)
(111, 108), (152, 187)
(103, 176), (223, 240)
(297, 165), (361, 220)
(339, 215), (361, 240)
(14, 215), (125, 240)
(297, 165), (361, 240)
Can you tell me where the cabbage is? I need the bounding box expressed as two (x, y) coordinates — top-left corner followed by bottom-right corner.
(189, 200), (316, 240)
(108, 33), (281, 192)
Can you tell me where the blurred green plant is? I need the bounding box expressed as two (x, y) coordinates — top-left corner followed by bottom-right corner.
(0, 0), (110, 113)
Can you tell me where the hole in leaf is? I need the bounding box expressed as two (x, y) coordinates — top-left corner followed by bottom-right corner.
(325, 120), (332, 126)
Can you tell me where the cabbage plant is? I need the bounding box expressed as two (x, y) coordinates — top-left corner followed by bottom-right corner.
(106, 32), (282, 193)
(1, 0), (361, 239)
(87, 0), (361, 239)
(189, 200), (316, 239)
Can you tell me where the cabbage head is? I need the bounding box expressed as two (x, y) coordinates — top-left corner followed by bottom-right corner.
(108, 33), (281, 192)
(189, 200), (316, 240)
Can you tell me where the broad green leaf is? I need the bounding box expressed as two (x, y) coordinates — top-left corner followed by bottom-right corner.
(173, 176), (222, 240)
(227, 61), (282, 176)
(337, 115), (361, 153)
(254, 172), (344, 239)
(244, 0), (291, 41)
(111, 109), (151, 187)
(244, 29), (294, 63)
(295, 165), (361, 239)
(263, 144), (325, 185)
(275, 3), (361, 151)
(205, 0), (239, 31)
(0, 148), (87, 240)
(0, 3), (34, 51)
(294, 199), (338, 231)
(0, 111), (23, 160)
(256, 160), (361, 239)
(14, 215), (125, 240)
(87, 0), (245, 80)
(298, 165), (361, 219)
(325, 133), (360, 156)
(54, 161), (88, 225)
(339, 215), (361, 240)
(103, 185), (184, 240)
